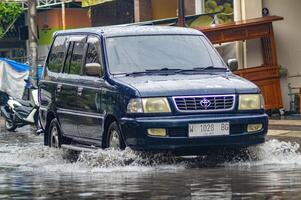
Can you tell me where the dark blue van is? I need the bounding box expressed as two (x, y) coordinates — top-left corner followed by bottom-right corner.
(39, 25), (268, 155)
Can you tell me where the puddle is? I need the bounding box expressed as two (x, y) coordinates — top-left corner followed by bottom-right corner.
(2, 129), (301, 199)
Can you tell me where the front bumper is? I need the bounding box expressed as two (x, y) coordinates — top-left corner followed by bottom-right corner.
(120, 113), (268, 155)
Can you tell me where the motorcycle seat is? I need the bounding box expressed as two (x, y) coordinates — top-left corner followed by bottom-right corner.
(17, 99), (33, 107)
(14, 105), (32, 116)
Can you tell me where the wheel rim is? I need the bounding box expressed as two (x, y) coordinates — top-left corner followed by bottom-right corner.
(109, 130), (120, 149)
(5, 120), (13, 129)
(50, 126), (60, 148)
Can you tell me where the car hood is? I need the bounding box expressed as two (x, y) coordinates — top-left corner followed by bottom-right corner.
(113, 73), (260, 97)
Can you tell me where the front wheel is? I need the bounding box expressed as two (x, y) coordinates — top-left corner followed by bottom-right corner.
(105, 121), (126, 150)
(5, 119), (17, 132)
(48, 118), (62, 148)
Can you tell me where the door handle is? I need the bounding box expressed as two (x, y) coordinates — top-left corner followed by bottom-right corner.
(77, 87), (83, 96)
(57, 84), (62, 92)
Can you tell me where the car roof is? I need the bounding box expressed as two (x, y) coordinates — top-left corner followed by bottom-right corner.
(54, 25), (204, 38)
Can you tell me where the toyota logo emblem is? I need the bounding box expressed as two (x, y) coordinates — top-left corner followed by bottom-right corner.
(200, 98), (211, 108)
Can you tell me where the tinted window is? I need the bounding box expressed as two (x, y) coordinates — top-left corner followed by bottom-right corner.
(69, 42), (85, 75)
(47, 36), (68, 73)
(63, 41), (73, 73)
(106, 35), (226, 74)
(85, 42), (100, 64)
(84, 37), (102, 76)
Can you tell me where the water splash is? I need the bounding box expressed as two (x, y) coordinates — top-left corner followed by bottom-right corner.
(72, 139), (301, 170)
(1, 131), (301, 173)
(75, 148), (187, 173)
(224, 139), (301, 167)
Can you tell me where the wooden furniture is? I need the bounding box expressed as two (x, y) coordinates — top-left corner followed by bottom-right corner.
(194, 16), (284, 110)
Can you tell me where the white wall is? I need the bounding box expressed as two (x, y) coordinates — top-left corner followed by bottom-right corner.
(37, 45), (50, 65)
(241, 0), (263, 68)
(263, 0), (301, 111)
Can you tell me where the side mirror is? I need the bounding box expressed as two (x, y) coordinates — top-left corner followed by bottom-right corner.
(227, 59), (239, 72)
(85, 63), (103, 77)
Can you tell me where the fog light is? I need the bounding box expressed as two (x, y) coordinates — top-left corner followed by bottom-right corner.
(247, 124), (263, 133)
(147, 129), (166, 137)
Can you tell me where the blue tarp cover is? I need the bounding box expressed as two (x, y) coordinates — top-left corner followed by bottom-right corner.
(0, 58), (30, 72)
(0, 58), (30, 99)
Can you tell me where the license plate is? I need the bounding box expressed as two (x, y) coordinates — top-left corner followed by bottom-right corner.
(188, 122), (230, 137)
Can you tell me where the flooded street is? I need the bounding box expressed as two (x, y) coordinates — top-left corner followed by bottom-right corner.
(1, 126), (301, 199)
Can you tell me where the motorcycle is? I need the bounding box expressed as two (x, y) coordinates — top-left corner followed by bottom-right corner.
(0, 81), (40, 132)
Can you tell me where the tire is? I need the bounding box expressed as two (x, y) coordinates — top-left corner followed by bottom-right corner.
(105, 121), (125, 150)
(48, 118), (62, 148)
(5, 119), (17, 132)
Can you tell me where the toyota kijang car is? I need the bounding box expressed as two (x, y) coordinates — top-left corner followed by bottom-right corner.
(39, 25), (268, 155)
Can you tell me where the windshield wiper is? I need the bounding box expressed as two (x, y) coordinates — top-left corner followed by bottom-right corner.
(192, 66), (227, 71)
(117, 66), (227, 76)
(176, 66), (228, 73)
(125, 68), (182, 76)
(145, 67), (182, 73)
(125, 71), (152, 76)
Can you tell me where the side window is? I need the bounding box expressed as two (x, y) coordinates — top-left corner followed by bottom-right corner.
(47, 36), (68, 73)
(69, 42), (85, 75)
(84, 36), (103, 76)
(85, 43), (100, 64)
(63, 41), (73, 73)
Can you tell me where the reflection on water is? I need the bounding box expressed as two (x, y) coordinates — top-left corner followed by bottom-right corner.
(1, 127), (301, 199)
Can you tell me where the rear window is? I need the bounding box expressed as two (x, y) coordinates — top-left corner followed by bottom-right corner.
(47, 36), (68, 73)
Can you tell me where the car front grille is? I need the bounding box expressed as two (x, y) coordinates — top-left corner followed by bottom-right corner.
(173, 95), (235, 112)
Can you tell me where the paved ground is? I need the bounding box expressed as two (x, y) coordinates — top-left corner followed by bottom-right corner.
(269, 119), (301, 138)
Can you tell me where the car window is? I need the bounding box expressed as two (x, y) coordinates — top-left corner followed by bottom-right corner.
(47, 36), (68, 73)
(203, 37), (225, 68)
(106, 35), (226, 75)
(69, 42), (85, 75)
(84, 36), (103, 76)
(63, 41), (73, 73)
(85, 42), (100, 64)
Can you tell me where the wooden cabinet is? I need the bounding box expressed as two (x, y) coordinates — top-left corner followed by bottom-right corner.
(194, 16), (284, 110)
(234, 66), (282, 110)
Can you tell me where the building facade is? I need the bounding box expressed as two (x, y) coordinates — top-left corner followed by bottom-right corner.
(2, 0), (298, 113)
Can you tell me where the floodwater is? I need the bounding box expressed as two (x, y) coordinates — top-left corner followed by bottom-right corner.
(1, 126), (301, 199)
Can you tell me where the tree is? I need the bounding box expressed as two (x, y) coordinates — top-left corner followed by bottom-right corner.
(0, 2), (23, 38)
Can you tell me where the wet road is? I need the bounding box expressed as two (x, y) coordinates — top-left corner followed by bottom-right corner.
(1, 125), (301, 199)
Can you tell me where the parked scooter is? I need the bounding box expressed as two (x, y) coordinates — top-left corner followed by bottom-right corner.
(0, 80), (40, 132)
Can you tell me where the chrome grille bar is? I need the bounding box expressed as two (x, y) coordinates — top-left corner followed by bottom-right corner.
(173, 95), (235, 112)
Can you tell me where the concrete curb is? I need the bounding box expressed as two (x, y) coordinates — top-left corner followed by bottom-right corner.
(268, 130), (301, 138)
(268, 120), (301, 138)
(269, 119), (301, 126)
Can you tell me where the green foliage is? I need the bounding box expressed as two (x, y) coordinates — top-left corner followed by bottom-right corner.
(204, 0), (234, 24)
(0, 2), (23, 38)
(190, 15), (214, 28)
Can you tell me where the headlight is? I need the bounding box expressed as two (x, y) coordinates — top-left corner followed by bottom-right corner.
(127, 98), (143, 113)
(127, 98), (171, 113)
(239, 94), (263, 110)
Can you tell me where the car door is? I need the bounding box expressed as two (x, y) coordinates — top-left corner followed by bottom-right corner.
(39, 35), (68, 129)
(56, 35), (87, 137)
(77, 36), (104, 140)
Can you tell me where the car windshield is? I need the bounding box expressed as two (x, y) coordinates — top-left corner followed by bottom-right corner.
(106, 35), (226, 75)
